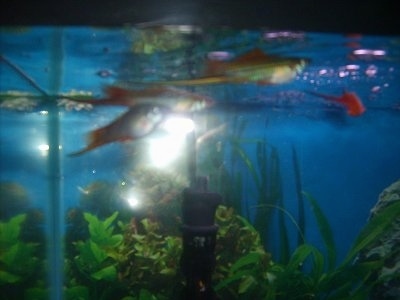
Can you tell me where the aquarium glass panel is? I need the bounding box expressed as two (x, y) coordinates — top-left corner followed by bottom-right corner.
(1, 26), (400, 299)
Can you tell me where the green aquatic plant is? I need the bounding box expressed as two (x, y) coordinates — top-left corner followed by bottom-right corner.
(214, 205), (270, 275)
(73, 212), (123, 279)
(292, 146), (306, 246)
(215, 196), (400, 299)
(65, 188), (400, 299)
(303, 192), (336, 271)
(69, 212), (125, 299)
(65, 205), (272, 299)
(117, 205), (270, 298)
(118, 217), (182, 298)
(229, 137), (291, 259)
(214, 206), (272, 298)
(192, 116), (400, 298)
(264, 200), (400, 300)
(0, 214), (39, 284)
(0, 214), (43, 299)
(263, 243), (368, 300)
(197, 116), (295, 262)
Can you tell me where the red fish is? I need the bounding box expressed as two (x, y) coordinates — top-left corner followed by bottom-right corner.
(69, 104), (170, 156)
(304, 90), (366, 116)
(68, 86), (214, 112)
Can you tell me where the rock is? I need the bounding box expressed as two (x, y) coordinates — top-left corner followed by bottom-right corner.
(363, 179), (400, 299)
(370, 180), (400, 218)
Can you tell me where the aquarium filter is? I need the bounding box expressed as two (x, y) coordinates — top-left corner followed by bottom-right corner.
(180, 176), (222, 299)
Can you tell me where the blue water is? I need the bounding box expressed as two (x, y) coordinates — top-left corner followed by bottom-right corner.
(1, 26), (400, 297)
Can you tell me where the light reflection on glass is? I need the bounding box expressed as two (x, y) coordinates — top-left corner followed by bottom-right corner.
(207, 51), (232, 61)
(162, 116), (195, 135)
(38, 144), (49, 154)
(148, 116), (194, 168)
(351, 49), (387, 60)
(352, 49), (386, 56)
(148, 136), (184, 168)
(345, 64), (360, 71)
(263, 31), (305, 40)
(120, 186), (141, 209)
(365, 65), (378, 77)
(37, 144), (62, 157)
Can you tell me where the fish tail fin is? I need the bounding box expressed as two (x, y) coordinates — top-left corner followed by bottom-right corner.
(105, 86), (132, 98)
(68, 127), (109, 157)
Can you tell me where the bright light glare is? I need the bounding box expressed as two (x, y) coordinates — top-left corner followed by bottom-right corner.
(127, 196), (140, 208)
(162, 116), (195, 135)
(122, 187), (141, 208)
(38, 144), (49, 151)
(148, 116), (194, 168)
(37, 144), (62, 157)
(38, 144), (49, 157)
(149, 135), (185, 168)
(353, 49), (386, 56)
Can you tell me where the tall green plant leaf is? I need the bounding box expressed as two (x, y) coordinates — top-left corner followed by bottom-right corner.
(232, 142), (260, 190)
(269, 148), (290, 263)
(252, 204), (304, 242)
(257, 141), (267, 188)
(287, 244), (315, 271)
(292, 146), (305, 247)
(277, 213), (290, 264)
(230, 252), (264, 274)
(303, 192), (336, 271)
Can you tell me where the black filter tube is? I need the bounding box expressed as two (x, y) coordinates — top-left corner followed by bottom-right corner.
(180, 177), (222, 300)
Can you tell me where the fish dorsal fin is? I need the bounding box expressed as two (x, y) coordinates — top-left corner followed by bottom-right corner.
(233, 48), (268, 63)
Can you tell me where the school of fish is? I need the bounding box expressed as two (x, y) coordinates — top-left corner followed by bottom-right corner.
(156, 48), (309, 86)
(68, 47), (367, 156)
(69, 48), (310, 155)
(0, 44), (370, 159)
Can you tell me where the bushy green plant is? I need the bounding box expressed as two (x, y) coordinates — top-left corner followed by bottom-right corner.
(65, 205), (272, 299)
(214, 206), (272, 298)
(0, 214), (39, 284)
(64, 192), (400, 299)
(0, 214), (43, 299)
(68, 212), (125, 299)
(117, 217), (182, 298)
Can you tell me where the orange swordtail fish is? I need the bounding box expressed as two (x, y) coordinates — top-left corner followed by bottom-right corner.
(154, 48), (309, 86)
(68, 86), (214, 112)
(304, 90), (366, 116)
(69, 103), (170, 156)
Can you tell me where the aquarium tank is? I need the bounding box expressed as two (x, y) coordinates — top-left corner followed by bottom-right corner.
(1, 20), (400, 300)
